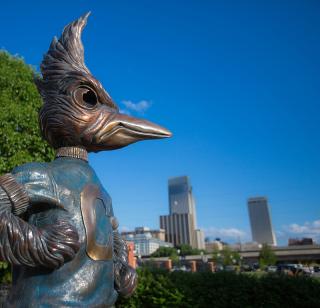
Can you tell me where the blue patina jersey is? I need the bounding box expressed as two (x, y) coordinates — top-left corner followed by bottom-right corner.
(7, 157), (118, 307)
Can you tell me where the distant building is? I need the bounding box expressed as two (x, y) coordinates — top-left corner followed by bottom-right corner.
(122, 227), (165, 242)
(168, 176), (197, 219)
(195, 229), (205, 250)
(288, 238), (314, 246)
(229, 241), (261, 251)
(160, 176), (205, 249)
(160, 213), (196, 247)
(205, 240), (223, 252)
(121, 227), (173, 257)
(247, 197), (277, 246)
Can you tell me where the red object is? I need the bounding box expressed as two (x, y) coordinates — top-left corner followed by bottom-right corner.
(190, 261), (197, 272)
(164, 260), (172, 270)
(126, 242), (136, 268)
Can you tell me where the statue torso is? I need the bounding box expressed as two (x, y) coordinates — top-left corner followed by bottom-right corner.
(7, 157), (117, 307)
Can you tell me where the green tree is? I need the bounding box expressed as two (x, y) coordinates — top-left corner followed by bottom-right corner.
(212, 247), (241, 267)
(176, 244), (202, 256)
(151, 244), (205, 259)
(0, 51), (55, 284)
(259, 243), (277, 268)
(212, 248), (223, 265)
(170, 253), (179, 266)
(0, 51), (54, 174)
(150, 246), (178, 258)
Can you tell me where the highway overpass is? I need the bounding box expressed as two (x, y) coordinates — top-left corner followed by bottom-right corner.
(145, 245), (320, 264)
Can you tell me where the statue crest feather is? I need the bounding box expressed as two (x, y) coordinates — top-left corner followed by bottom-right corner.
(37, 12), (91, 91)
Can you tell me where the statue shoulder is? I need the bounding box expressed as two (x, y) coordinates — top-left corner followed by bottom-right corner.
(11, 161), (59, 207)
(11, 162), (51, 182)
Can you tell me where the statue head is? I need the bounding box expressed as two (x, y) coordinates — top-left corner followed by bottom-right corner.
(36, 12), (171, 152)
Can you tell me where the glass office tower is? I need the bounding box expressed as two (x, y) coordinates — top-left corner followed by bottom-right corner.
(160, 176), (204, 249)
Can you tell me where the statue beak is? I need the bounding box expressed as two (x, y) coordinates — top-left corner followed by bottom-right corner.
(92, 112), (172, 151)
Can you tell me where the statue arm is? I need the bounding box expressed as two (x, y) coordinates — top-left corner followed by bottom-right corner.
(112, 219), (137, 297)
(0, 173), (80, 269)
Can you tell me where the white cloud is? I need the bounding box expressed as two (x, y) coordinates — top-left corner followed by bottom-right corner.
(121, 100), (152, 114)
(313, 220), (320, 228)
(119, 109), (131, 115)
(120, 226), (130, 232)
(203, 227), (247, 241)
(282, 220), (320, 241)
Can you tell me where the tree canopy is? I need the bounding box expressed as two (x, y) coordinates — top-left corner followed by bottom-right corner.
(151, 244), (204, 258)
(176, 244), (203, 256)
(212, 246), (241, 266)
(259, 244), (277, 268)
(0, 51), (54, 174)
(151, 246), (178, 258)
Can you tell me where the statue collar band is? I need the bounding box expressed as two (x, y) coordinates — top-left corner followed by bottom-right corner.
(55, 147), (88, 162)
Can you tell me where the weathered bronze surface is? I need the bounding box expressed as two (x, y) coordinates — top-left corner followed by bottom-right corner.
(0, 12), (171, 307)
(81, 184), (113, 261)
(36, 12), (171, 152)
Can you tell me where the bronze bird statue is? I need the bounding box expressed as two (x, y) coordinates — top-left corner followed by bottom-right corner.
(0, 12), (171, 307)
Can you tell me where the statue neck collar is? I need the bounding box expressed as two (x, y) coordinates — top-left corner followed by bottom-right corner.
(55, 146), (88, 162)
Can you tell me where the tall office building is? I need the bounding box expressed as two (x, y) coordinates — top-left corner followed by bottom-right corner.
(160, 213), (195, 247)
(168, 176), (196, 221)
(160, 176), (204, 249)
(247, 197), (277, 246)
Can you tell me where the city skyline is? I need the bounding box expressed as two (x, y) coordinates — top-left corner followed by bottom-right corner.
(0, 1), (319, 246)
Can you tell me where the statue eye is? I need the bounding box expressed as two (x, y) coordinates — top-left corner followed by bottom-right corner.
(74, 86), (98, 108)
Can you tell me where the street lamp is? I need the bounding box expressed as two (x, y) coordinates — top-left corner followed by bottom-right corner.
(177, 249), (181, 268)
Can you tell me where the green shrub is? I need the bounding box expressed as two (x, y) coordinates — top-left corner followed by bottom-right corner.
(0, 262), (11, 284)
(117, 268), (320, 308)
(116, 268), (184, 308)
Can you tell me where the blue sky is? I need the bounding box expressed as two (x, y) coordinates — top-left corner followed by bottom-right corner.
(1, 0), (319, 245)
